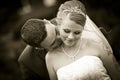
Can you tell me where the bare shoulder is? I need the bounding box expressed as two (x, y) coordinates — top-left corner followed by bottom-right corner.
(46, 47), (61, 62)
(45, 51), (55, 63)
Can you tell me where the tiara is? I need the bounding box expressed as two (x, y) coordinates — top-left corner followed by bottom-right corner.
(63, 7), (85, 17)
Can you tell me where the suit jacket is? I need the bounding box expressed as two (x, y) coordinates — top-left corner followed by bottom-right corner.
(18, 45), (50, 80)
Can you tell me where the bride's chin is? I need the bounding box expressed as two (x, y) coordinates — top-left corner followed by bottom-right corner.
(64, 42), (75, 47)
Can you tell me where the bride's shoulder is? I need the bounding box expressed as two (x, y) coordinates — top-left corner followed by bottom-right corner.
(46, 47), (61, 59)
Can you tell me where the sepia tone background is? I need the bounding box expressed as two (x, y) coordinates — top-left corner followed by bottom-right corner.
(0, 0), (120, 80)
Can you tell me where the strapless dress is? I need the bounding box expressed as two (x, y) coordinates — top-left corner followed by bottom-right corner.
(57, 56), (111, 80)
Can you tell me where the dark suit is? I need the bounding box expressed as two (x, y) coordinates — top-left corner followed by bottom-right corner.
(18, 45), (50, 80)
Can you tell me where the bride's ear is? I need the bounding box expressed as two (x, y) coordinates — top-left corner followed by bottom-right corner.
(55, 18), (62, 30)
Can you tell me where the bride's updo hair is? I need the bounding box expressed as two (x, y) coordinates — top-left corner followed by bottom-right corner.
(57, 0), (86, 26)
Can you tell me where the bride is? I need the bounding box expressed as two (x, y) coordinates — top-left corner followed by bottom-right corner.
(46, 0), (120, 80)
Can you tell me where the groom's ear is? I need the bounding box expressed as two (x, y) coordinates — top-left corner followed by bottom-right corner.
(21, 19), (47, 48)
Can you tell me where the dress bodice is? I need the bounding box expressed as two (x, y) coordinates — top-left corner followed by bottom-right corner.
(57, 56), (111, 80)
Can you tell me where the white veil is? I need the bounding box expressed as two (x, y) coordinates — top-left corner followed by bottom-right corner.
(82, 15), (113, 54)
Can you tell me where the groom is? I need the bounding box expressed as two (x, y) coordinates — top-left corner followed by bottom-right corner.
(18, 18), (62, 80)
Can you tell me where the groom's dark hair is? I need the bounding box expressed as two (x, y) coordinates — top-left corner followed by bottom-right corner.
(21, 19), (47, 47)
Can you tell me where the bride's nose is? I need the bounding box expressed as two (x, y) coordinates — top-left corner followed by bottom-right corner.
(68, 33), (74, 39)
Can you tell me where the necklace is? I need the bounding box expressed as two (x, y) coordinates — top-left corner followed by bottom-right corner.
(61, 39), (82, 61)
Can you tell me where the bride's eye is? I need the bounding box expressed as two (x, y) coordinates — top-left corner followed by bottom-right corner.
(64, 29), (70, 33)
(74, 31), (81, 35)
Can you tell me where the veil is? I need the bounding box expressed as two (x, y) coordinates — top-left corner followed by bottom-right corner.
(82, 15), (113, 54)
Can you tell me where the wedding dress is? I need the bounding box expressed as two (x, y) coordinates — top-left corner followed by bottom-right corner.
(57, 56), (111, 80)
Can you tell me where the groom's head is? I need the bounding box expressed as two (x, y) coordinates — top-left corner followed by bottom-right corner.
(21, 19), (58, 49)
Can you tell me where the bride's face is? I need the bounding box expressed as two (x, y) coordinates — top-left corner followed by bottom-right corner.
(59, 17), (83, 47)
